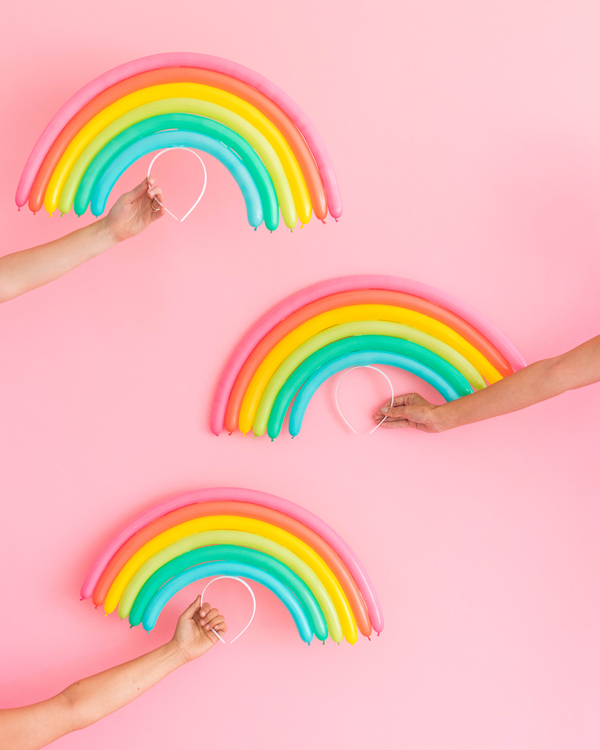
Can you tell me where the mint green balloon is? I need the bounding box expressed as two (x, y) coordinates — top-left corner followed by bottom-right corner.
(257, 327), (478, 438)
(121, 529), (342, 642)
(74, 113), (279, 230)
(129, 545), (328, 641)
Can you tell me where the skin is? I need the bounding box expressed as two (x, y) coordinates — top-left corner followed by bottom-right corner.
(373, 335), (600, 432)
(0, 177), (166, 303)
(0, 598), (227, 750)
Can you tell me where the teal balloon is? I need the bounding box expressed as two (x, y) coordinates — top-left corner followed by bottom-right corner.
(287, 349), (462, 438)
(131, 545), (327, 641)
(75, 114), (279, 230)
(142, 559), (315, 643)
(90, 130), (264, 228)
(267, 337), (469, 439)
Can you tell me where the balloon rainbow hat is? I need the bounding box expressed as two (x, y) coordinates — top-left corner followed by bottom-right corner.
(81, 488), (382, 645)
(211, 275), (526, 438)
(16, 53), (341, 230)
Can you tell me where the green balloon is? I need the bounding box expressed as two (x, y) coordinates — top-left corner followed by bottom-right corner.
(73, 113), (279, 230)
(258, 328), (477, 438)
(128, 544), (328, 641)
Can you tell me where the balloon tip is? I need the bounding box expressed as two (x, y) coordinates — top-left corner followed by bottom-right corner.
(334, 217), (339, 222)
(130, 625), (134, 629)
(94, 605), (98, 609)
(228, 432), (232, 436)
(368, 636), (371, 641)
(79, 597), (84, 601)
(290, 229), (293, 233)
(321, 219), (326, 224)
(254, 227), (257, 231)
(33, 212), (37, 216)
(17, 206), (21, 212)
(377, 632), (380, 637)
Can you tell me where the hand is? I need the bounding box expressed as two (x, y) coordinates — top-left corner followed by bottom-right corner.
(104, 176), (165, 243)
(170, 598), (228, 663)
(373, 393), (447, 432)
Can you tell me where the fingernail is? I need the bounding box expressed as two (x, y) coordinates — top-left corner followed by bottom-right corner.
(381, 407), (388, 413)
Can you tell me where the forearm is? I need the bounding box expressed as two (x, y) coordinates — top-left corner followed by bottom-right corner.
(60, 641), (185, 732)
(0, 218), (118, 303)
(437, 335), (600, 430)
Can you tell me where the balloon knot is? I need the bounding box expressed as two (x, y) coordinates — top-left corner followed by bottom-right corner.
(334, 218), (339, 222)
(254, 227), (257, 231)
(130, 625), (134, 629)
(377, 632), (380, 637)
(33, 212), (37, 216)
(271, 438), (274, 442)
(228, 432), (232, 436)
(94, 605), (98, 609)
(300, 224), (304, 229)
(17, 206), (21, 212)
(368, 637), (371, 641)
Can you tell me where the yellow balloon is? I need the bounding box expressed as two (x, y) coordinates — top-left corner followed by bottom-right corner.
(45, 83), (311, 227)
(239, 304), (503, 433)
(104, 515), (358, 644)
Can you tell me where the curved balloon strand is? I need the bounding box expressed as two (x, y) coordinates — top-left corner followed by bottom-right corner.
(50, 97), (294, 226)
(16, 52), (341, 217)
(74, 114), (278, 229)
(142, 560), (314, 642)
(93, 500), (371, 637)
(238, 304), (500, 435)
(44, 83), (305, 225)
(288, 350), (461, 437)
(25, 67), (325, 219)
(102, 515), (359, 644)
(89, 131), (263, 227)
(129, 545), (328, 641)
(80, 487), (383, 635)
(213, 277), (524, 435)
(260, 334), (472, 438)
(122, 530), (341, 641)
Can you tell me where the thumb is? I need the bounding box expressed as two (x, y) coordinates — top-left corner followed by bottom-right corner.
(123, 178), (151, 203)
(179, 595), (202, 621)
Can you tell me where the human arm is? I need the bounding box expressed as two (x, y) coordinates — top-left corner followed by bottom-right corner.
(373, 334), (600, 432)
(0, 598), (226, 750)
(0, 177), (165, 303)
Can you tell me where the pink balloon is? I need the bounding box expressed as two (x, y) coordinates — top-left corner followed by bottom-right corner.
(80, 486), (383, 634)
(210, 275), (526, 435)
(16, 52), (342, 218)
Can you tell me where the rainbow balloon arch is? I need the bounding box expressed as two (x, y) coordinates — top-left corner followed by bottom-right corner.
(211, 275), (526, 438)
(81, 488), (382, 645)
(16, 53), (342, 230)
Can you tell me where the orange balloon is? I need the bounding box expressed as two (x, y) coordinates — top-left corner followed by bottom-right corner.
(223, 289), (514, 432)
(28, 67), (327, 219)
(92, 500), (372, 637)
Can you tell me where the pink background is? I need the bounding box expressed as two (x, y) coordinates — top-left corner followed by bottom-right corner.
(1, 2), (600, 748)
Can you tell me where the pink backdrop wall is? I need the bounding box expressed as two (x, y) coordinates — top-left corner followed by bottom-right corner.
(1, 2), (599, 748)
